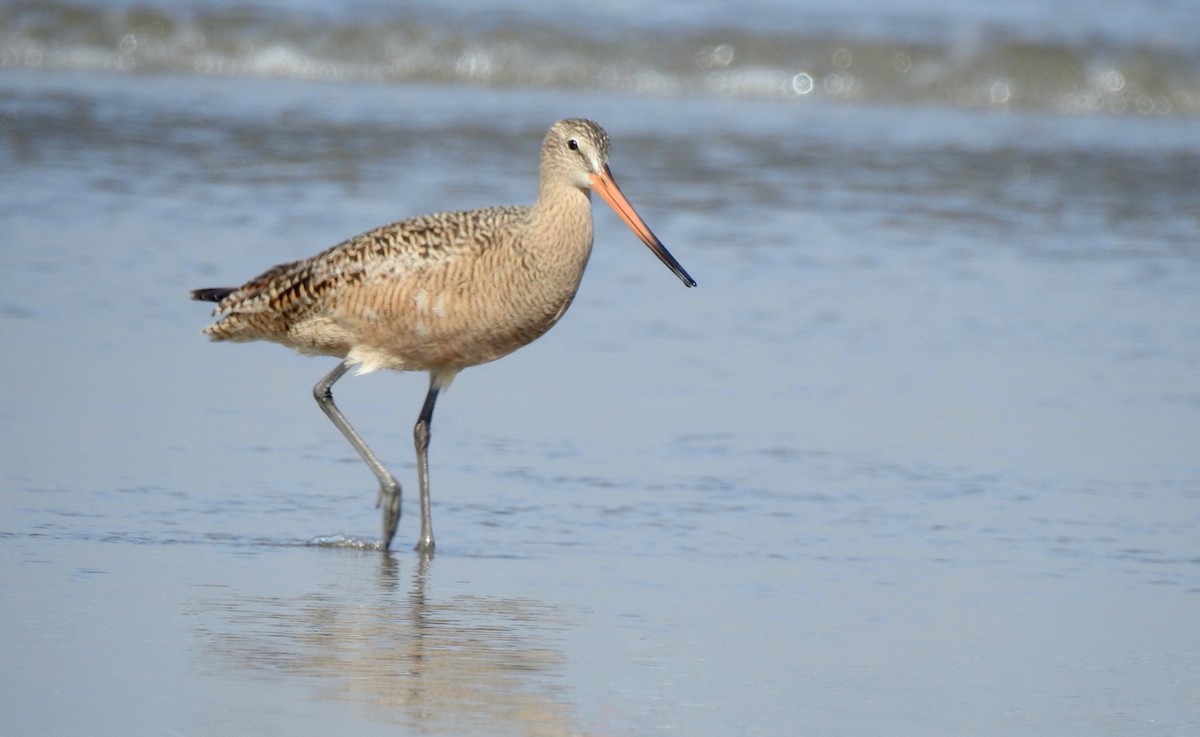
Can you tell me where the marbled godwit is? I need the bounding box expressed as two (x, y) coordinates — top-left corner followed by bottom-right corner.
(191, 118), (695, 553)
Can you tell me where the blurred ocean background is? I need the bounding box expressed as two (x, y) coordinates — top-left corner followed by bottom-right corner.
(3, 0), (1199, 114)
(2, 1), (1198, 735)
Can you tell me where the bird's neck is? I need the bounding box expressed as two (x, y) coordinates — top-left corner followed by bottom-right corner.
(519, 179), (594, 290)
(529, 179), (593, 247)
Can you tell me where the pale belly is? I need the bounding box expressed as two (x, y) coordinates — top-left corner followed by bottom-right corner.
(290, 275), (578, 374)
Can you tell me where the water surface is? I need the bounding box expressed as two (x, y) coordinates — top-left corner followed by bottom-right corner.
(2, 0), (1198, 735)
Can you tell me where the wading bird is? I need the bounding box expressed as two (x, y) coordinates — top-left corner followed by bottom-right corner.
(192, 118), (695, 553)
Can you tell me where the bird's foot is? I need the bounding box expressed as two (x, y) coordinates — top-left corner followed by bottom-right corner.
(377, 479), (402, 551)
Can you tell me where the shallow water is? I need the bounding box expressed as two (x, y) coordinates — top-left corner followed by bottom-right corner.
(2, 1), (1199, 735)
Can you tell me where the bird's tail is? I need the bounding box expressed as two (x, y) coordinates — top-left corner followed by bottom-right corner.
(190, 287), (236, 303)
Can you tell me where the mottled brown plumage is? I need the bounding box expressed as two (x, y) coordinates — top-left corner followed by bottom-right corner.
(191, 118), (695, 553)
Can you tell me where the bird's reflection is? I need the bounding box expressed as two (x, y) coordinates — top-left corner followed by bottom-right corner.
(193, 553), (581, 736)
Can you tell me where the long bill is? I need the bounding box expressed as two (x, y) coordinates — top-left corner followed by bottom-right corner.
(590, 165), (697, 287)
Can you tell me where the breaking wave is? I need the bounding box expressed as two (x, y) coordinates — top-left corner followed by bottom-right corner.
(2, 0), (1198, 117)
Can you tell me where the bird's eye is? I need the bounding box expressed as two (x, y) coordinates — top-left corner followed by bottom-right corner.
(567, 139), (579, 151)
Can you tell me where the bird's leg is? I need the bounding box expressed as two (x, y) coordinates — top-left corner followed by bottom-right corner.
(313, 360), (401, 551)
(413, 377), (440, 555)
